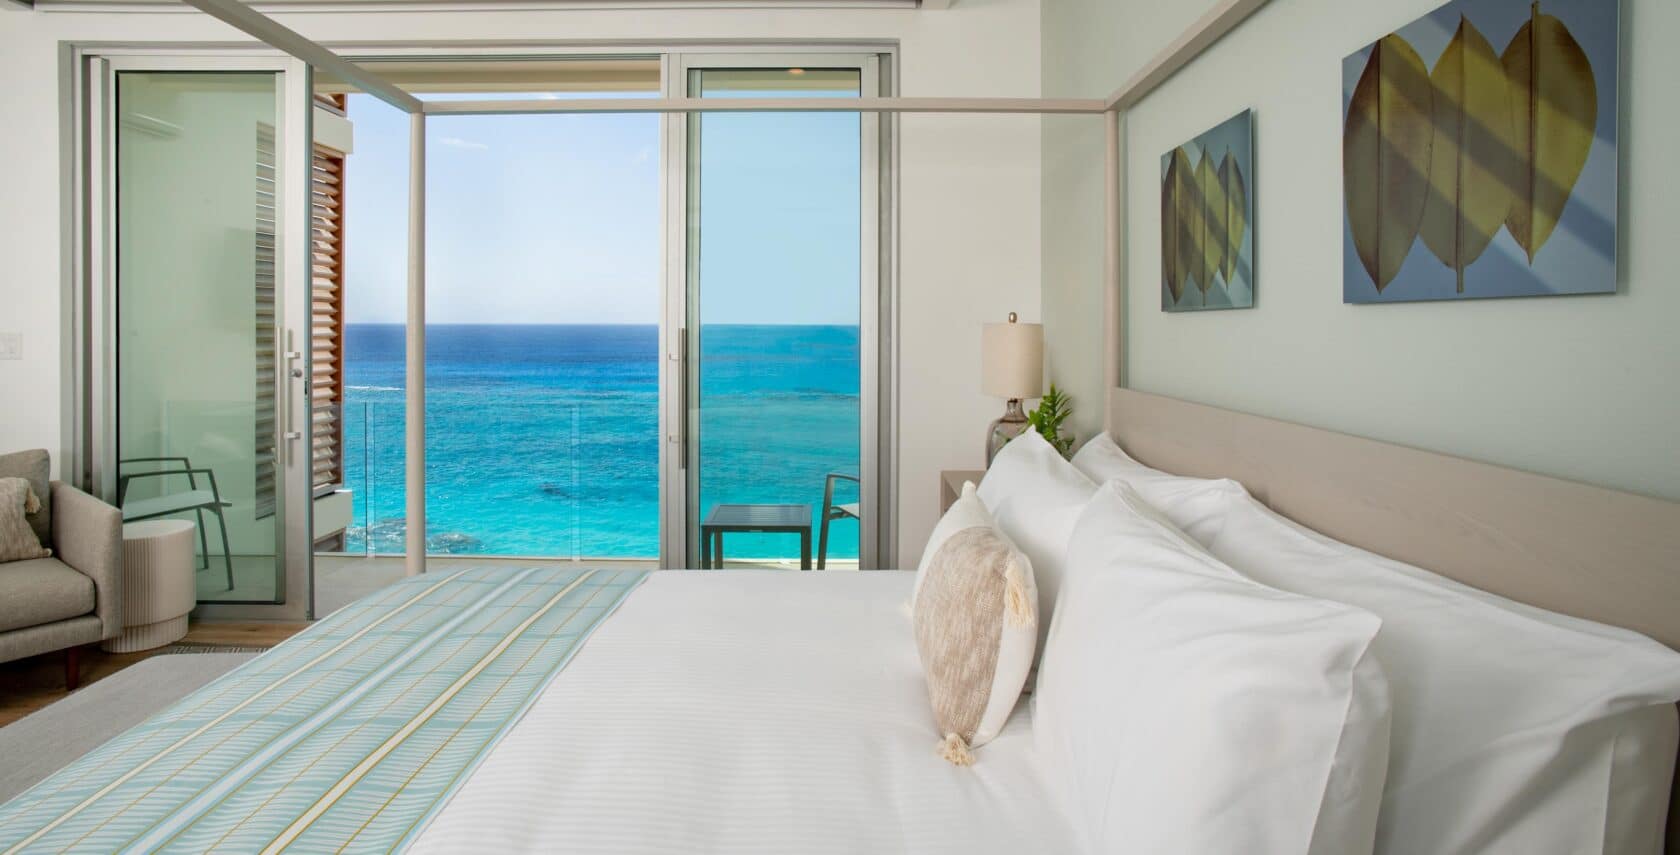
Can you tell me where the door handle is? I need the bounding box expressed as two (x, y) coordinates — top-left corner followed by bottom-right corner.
(282, 337), (304, 464)
(677, 326), (689, 470)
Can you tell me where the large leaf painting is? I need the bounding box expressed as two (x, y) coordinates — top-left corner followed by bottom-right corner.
(1421, 16), (1517, 293)
(1345, 34), (1434, 294)
(1342, 0), (1614, 303)
(1160, 110), (1254, 312)
(1503, 3), (1598, 263)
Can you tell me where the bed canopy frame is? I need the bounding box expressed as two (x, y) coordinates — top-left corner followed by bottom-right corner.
(179, 0), (1269, 577)
(148, 1), (1680, 841)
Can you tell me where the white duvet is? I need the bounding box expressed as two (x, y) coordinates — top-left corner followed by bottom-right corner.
(410, 570), (1077, 854)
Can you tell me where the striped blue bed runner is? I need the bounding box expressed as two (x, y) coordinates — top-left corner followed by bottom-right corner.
(0, 566), (646, 854)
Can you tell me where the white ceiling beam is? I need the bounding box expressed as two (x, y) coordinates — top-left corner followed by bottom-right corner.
(1104, 0), (1270, 111)
(425, 96), (1106, 116)
(1, 0), (33, 10)
(921, 0), (954, 9)
(178, 0), (423, 114)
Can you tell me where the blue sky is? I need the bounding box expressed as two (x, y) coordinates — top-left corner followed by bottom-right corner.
(344, 93), (861, 326)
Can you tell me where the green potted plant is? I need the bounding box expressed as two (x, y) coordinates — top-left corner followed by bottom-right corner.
(1027, 384), (1074, 457)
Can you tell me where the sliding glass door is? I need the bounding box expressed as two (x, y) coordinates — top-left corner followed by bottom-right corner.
(82, 49), (889, 599)
(87, 55), (317, 616)
(676, 56), (882, 570)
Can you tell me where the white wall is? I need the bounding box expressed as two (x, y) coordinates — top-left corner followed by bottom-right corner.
(0, 1), (1040, 568)
(1044, 0), (1680, 503)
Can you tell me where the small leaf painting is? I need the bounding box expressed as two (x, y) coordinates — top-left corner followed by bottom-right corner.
(1220, 153), (1248, 285)
(1342, 0), (1616, 303)
(1161, 110), (1254, 312)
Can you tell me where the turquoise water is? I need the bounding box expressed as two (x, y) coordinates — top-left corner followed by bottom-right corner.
(342, 324), (860, 559)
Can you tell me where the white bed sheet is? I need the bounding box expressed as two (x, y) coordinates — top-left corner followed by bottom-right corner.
(410, 570), (1077, 854)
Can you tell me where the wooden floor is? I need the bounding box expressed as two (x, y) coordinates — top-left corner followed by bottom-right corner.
(0, 622), (307, 728)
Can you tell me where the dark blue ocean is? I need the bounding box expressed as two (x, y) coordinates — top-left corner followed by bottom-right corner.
(342, 324), (861, 560)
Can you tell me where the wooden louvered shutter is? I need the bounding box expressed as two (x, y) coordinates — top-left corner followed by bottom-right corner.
(255, 124), (278, 519)
(311, 140), (347, 495)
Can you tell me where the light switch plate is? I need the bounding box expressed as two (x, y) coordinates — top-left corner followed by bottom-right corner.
(0, 332), (20, 361)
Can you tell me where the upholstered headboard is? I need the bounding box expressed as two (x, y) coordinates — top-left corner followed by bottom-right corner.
(1106, 387), (1680, 851)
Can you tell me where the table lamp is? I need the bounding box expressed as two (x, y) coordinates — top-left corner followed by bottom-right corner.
(981, 312), (1043, 464)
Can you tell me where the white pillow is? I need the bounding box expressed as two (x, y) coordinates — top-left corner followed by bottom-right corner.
(974, 430), (1097, 661)
(1069, 430), (1184, 485)
(1036, 482), (1391, 855)
(1153, 484), (1680, 855)
(1069, 431), (1244, 542)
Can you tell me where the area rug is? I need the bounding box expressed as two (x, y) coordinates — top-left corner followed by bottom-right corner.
(156, 642), (271, 655)
(0, 652), (257, 803)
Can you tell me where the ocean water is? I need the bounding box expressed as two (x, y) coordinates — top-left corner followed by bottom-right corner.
(342, 324), (861, 559)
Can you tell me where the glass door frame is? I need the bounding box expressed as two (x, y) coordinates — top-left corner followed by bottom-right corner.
(663, 51), (891, 570)
(70, 43), (895, 591)
(73, 48), (317, 620)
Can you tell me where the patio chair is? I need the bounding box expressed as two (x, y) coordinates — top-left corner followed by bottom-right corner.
(817, 472), (859, 570)
(117, 457), (234, 590)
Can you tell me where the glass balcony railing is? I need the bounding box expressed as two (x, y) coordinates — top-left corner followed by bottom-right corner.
(327, 388), (858, 567)
(334, 399), (661, 561)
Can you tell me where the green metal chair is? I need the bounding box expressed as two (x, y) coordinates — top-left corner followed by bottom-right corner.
(117, 457), (235, 591)
(817, 473), (859, 570)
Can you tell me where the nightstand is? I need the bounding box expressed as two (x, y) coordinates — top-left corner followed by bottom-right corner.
(939, 469), (986, 514)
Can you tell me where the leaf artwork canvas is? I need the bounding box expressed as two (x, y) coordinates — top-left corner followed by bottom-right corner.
(1342, 0), (1618, 304)
(1161, 110), (1254, 312)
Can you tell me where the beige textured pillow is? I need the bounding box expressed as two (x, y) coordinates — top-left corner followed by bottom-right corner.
(0, 478), (52, 563)
(0, 450), (51, 549)
(913, 523), (1036, 766)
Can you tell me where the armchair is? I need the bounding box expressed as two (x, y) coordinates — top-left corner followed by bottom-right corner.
(0, 466), (123, 690)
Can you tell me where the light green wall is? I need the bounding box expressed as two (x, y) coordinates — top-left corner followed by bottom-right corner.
(1043, 0), (1680, 502)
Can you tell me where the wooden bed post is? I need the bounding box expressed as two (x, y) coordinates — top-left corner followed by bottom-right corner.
(1104, 109), (1124, 401)
(406, 112), (427, 577)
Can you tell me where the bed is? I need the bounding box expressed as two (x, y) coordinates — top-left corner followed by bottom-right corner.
(2, 388), (1677, 854)
(0, 569), (1072, 854)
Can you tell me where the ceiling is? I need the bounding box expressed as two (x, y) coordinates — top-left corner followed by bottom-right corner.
(27, 0), (941, 9)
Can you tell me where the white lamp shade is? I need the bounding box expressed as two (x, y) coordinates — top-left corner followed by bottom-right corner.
(981, 320), (1044, 399)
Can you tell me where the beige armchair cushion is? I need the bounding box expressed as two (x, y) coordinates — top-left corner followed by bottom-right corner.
(0, 450), (51, 549)
(0, 478), (51, 564)
(0, 558), (95, 634)
(52, 482), (125, 640)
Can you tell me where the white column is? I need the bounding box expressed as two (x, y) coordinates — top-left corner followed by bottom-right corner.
(406, 112), (426, 576)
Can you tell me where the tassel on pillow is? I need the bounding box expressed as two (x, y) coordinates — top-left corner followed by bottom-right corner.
(1004, 559), (1036, 630)
(0, 478), (52, 563)
(938, 732), (975, 767)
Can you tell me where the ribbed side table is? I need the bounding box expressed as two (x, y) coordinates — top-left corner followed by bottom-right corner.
(103, 519), (197, 653)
